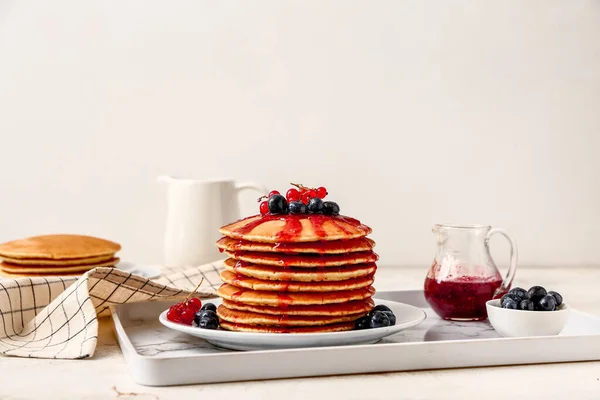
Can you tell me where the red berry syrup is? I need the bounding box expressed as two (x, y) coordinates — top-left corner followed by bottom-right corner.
(424, 275), (503, 320)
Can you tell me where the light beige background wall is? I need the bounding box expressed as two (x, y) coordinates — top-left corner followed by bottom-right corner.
(0, 1), (599, 268)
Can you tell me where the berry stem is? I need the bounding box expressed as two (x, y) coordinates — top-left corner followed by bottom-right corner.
(290, 182), (313, 191)
(184, 277), (205, 302)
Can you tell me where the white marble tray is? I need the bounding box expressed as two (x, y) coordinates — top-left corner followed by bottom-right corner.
(111, 290), (600, 386)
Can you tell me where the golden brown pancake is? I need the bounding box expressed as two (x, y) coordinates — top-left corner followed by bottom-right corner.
(219, 214), (372, 243)
(0, 234), (121, 259)
(219, 320), (355, 333)
(220, 270), (374, 292)
(217, 305), (364, 327)
(217, 283), (375, 307)
(0, 258), (119, 274)
(0, 254), (116, 266)
(223, 258), (377, 282)
(222, 298), (374, 316)
(225, 250), (378, 267)
(0, 269), (83, 278)
(216, 236), (375, 254)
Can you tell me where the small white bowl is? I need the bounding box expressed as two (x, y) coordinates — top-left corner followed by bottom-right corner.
(486, 299), (570, 338)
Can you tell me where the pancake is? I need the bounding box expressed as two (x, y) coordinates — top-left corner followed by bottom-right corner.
(219, 320), (355, 333)
(220, 270), (374, 292)
(0, 234), (121, 259)
(222, 298), (375, 316)
(216, 236), (375, 254)
(224, 258), (377, 282)
(219, 214), (372, 243)
(0, 254), (116, 266)
(217, 305), (364, 327)
(225, 250), (378, 267)
(217, 283), (375, 307)
(0, 270), (82, 278)
(0, 258), (119, 274)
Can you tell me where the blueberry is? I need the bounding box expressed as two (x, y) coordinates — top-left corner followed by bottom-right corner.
(194, 309), (217, 325)
(289, 201), (308, 214)
(372, 304), (392, 313)
(370, 306), (396, 325)
(501, 298), (518, 309)
(548, 291), (563, 307)
(322, 201), (340, 216)
(508, 287), (527, 301)
(369, 311), (391, 328)
(268, 194), (288, 214)
(527, 286), (547, 303)
(307, 197), (324, 213)
(355, 315), (371, 330)
(519, 299), (535, 311)
(501, 294), (521, 307)
(198, 317), (219, 329)
(200, 303), (217, 312)
(536, 295), (557, 311)
(383, 311), (396, 325)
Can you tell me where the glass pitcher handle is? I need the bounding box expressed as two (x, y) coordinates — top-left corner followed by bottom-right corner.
(485, 228), (518, 298)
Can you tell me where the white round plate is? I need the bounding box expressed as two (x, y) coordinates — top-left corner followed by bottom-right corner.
(158, 298), (426, 351)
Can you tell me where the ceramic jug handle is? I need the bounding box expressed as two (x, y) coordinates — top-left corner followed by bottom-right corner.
(485, 228), (518, 298)
(235, 182), (267, 194)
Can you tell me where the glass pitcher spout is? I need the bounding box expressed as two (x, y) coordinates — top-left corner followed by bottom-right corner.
(424, 223), (518, 321)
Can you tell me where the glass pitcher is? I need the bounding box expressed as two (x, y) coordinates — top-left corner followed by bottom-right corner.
(424, 224), (518, 321)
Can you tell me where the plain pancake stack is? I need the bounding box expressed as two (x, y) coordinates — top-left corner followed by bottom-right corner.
(215, 214), (378, 333)
(0, 234), (121, 278)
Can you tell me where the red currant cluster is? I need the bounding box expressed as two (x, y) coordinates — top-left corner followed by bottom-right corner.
(258, 183), (340, 216)
(259, 183), (328, 215)
(166, 297), (202, 325)
(287, 184), (329, 204)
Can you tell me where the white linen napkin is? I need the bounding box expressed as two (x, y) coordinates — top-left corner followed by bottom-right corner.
(0, 261), (224, 359)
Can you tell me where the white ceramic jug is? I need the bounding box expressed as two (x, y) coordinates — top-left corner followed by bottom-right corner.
(158, 176), (266, 267)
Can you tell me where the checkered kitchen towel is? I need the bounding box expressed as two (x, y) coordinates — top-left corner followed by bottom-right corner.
(0, 261), (225, 359)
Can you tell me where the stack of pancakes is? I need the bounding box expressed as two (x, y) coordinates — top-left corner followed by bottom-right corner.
(0, 234), (121, 278)
(215, 214), (378, 333)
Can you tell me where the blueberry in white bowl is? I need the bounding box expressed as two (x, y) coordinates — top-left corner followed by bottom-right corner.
(486, 285), (569, 337)
(501, 286), (563, 312)
(548, 291), (563, 306)
(536, 295), (557, 311)
(527, 286), (547, 303)
(508, 287), (527, 301)
(519, 299), (535, 311)
(500, 296), (518, 309)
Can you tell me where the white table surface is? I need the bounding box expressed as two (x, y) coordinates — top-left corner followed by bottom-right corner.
(1, 266), (599, 400)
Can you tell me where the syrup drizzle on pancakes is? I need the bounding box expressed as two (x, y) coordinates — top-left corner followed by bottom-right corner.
(220, 214), (372, 243)
(216, 212), (378, 332)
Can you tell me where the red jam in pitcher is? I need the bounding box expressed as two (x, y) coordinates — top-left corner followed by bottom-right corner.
(424, 274), (503, 320)
(424, 224), (518, 321)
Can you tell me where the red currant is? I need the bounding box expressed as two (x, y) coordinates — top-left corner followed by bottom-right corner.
(306, 189), (317, 199)
(180, 308), (196, 325)
(171, 303), (184, 312)
(286, 188), (301, 202)
(268, 190), (280, 197)
(167, 308), (182, 323)
(301, 192), (312, 204)
(316, 187), (328, 199)
(259, 201), (269, 215)
(187, 297), (202, 312)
